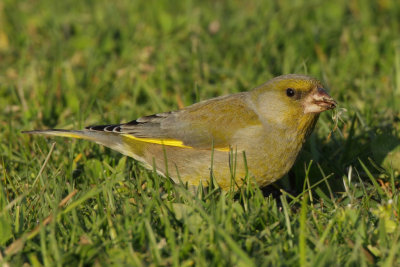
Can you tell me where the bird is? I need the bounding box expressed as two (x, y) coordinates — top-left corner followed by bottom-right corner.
(23, 74), (336, 190)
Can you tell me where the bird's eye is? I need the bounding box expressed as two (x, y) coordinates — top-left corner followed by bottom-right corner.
(286, 88), (295, 97)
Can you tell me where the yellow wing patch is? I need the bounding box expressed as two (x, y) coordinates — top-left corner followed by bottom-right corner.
(122, 134), (192, 148)
(122, 134), (230, 152)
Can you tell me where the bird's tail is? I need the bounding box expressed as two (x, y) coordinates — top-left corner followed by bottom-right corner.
(22, 129), (125, 153)
(22, 129), (100, 141)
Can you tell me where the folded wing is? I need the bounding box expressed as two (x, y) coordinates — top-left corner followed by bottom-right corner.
(87, 93), (261, 150)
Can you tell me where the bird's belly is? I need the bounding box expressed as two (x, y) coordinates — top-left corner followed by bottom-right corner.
(123, 134), (303, 190)
(144, 145), (248, 189)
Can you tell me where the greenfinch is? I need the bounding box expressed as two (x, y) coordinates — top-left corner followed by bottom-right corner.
(24, 74), (336, 190)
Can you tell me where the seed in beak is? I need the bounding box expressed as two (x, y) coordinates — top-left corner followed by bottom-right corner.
(303, 88), (337, 113)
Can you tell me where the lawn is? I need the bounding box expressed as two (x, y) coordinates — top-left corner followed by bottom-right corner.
(1, 0), (400, 266)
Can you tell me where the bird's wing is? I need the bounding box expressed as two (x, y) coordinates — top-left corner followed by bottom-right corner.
(87, 93), (262, 151)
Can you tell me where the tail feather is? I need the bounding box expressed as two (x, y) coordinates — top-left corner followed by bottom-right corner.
(22, 129), (125, 153)
(22, 129), (155, 171)
(22, 129), (94, 140)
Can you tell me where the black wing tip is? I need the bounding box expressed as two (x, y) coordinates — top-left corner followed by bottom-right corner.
(85, 125), (105, 131)
(86, 124), (122, 132)
(124, 119), (139, 126)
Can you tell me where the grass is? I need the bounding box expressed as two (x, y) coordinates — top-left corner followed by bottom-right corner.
(1, 0), (400, 265)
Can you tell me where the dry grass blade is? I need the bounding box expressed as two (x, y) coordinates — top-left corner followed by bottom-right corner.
(3, 142), (56, 214)
(5, 189), (78, 256)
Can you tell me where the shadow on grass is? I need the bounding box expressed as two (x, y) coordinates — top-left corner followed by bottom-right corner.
(263, 112), (400, 199)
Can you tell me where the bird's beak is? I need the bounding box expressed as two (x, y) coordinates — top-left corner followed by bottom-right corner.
(303, 87), (337, 114)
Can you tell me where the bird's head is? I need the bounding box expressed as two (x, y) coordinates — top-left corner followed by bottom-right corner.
(251, 74), (336, 130)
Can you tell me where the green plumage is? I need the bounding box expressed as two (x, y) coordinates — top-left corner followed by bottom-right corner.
(24, 74), (336, 190)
